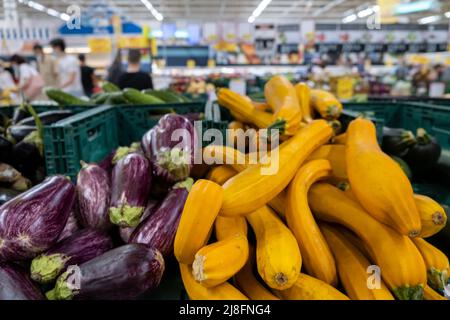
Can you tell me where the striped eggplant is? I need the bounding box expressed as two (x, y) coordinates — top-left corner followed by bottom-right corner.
(0, 263), (45, 300)
(141, 114), (196, 183)
(47, 244), (164, 300)
(77, 162), (111, 230)
(119, 199), (159, 243)
(109, 153), (152, 228)
(0, 176), (75, 262)
(130, 178), (192, 257)
(57, 209), (80, 242)
(30, 228), (113, 284)
(97, 149), (116, 175)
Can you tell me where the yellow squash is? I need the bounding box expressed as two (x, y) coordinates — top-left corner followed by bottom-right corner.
(423, 285), (447, 300)
(275, 273), (349, 300)
(264, 75), (302, 136)
(306, 144), (347, 183)
(215, 215), (248, 240)
(221, 120), (333, 216)
(294, 82), (313, 123)
(333, 133), (347, 145)
(234, 246), (280, 300)
(346, 118), (421, 237)
(207, 165), (237, 186)
(310, 89), (343, 120)
(413, 238), (449, 292)
(179, 264), (248, 300)
(267, 190), (287, 220)
(309, 183), (427, 300)
(321, 223), (395, 300)
(285, 160), (337, 286)
(414, 194), (447, 238)
(174, 180), (223, 264)
(202, 145), (252, 172)
(246, 206), (301, 290)
(192, 234), (249, 288)
(218, 88), (273, 129)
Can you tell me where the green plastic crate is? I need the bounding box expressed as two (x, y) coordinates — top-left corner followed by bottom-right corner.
(43, 106), (118, 179)
(199, 120), (228, 148)
(116, 102), (205, 145)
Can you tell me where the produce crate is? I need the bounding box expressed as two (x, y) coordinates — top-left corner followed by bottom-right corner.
(43, 106), (118, 179)
(200, 120), (228, 148)
(116, 102), (205, 145)
(0, 104), (92, 119)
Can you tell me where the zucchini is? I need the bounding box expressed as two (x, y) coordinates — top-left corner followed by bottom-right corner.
(102, 82), (120, 93)
(104, 92), (129, 105)
(44, 87), (94, 106)
(123, 88), (165, 105)
(142, 90), (183, 103)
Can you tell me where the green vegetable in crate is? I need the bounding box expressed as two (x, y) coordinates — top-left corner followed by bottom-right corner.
(382, 127), (417, 157)
(104, 92), (129, 105)
(102, 81), (120, 93)
(142, 90), (184, 103)
(91, 92), (110, 105)
(44, 87), (94, 106)
(404, 128), (442, 178)
(123, 88), (165, 105)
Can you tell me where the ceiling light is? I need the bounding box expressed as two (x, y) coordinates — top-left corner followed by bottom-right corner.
(342, 13), (357, 23)
(445, 11), (450, 18)
(372, 5), (380, 12)
(248, 0), (272, 23)
(394, 0), (440, 15)
(357, 7), (373, 18)
(17, 0), (69, 21)
(140, 0), (164, 21)
(418, 15), (441, 24)
(60, 13), (70, 21)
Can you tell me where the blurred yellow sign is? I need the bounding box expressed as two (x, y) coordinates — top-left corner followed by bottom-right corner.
(336, 77), (354, 100)
(88, 37), (112, 53)
(187, 59), (196, 68)
(208, 59), (216, 68)
(119, 36), (147, 49)
(378, 0), (399, 24)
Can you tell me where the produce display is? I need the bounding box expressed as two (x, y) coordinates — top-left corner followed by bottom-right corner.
(0, 74), (448, 301)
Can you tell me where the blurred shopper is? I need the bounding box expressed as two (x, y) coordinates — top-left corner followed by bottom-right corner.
(0, 61), (19, 104)
(107, 50), (123, 86)
(50, 38), (83, 97)
(10, 54), (44, 101)
(118, 49), (153, 91)
(33, 43), (58, 87)
(78, 54), (95, 97)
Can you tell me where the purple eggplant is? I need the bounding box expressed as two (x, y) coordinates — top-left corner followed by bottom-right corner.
(0, 175), (75, 262)
(109, 153), (152, 228)
(130, 178), (192, 257)
(57, 209), (80, 242)
(141, 114), (196, 183)
(97, 149), (116, 174)
(30, 228), (113, 284)
(119, 199), (159, 243)
(47, 244), (164, 300)
(0, 263), (45, 300)
(77, 162), (111, 230)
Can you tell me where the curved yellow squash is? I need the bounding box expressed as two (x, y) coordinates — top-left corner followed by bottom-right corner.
(310, 89), (343, 120)
(306, 144), (347, 183)
(423, 285), (447, 300)
(275, 273), (349, 300)
(414, 194), (447, 238)
(309, 183), (427, 300)
(246, 206), (301, 290)
(174, 180), (223, 264)
(221, 120), (333, 216)
(346, 118), (421, 237)
(285, 160), (337, 286)
(295, 82), (313, 123)
(321, 223), (395, 300)
(179, 264), (248, 300)
(215, 215), (248, 240)
(413, 238), (449, 292)
(207, 165), (237, 186)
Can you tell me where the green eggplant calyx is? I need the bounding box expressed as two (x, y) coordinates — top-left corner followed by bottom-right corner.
(79, 160), (89, 169)
(174, 177), (194, 192)
(327, 105), (340, 118)
(30, 253), (70, 284)
(392, 285), (424, 300)
(23, 130), (44, 157)
(428, 268), (448, 292)
(416, 128), (431, 145)
(51, 268), (81, 300)
(109, 204), (144, 228)
(268, 119), (286, 136)
(112, 146), (135, 164)
(156, 148), (191, 181)
(45, 289), (57, 300)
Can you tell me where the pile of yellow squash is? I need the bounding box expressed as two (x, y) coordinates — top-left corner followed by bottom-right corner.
(173, 76), (449, 300)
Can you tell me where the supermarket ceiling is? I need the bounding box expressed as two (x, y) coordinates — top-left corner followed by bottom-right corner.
(5, 0), (450, 23)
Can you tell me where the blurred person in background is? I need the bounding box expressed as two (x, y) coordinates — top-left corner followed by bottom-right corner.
(10, 54), (44, 101)
(0, 61), (19, 104)
(50, 38), (83, 97)
(33, 43), (58, 87)
(107, 49), (123, 86)
(118, 49), (153, 91)
(78, 54), (95, 97)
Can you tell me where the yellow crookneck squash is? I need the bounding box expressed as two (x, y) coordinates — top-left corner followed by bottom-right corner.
(206, 165), (237, 186)
(346, 118), (421, 237)
(285, 160), (337, 286)
(310, 89), (343, 120)
(308, 183), (427, 300)
(294, 82), (313, 123)
(306, 144), (348, 184)
(414, 194), (447, 238)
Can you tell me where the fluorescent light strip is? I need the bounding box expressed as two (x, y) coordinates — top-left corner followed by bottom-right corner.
(445, 11), (450, 18)
(418, 15), (441, 24)
(357, 7), (373, 18)
(248, 0), (272, 23)
(18, 0), (68, 21)
(342, 13), (357, 23)
(140, 0), (164, 21)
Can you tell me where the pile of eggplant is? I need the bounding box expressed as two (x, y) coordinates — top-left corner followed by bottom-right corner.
(382, 126), (442, 180)
(0, 104), (77, 205)
(0, 113), (197, 300)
